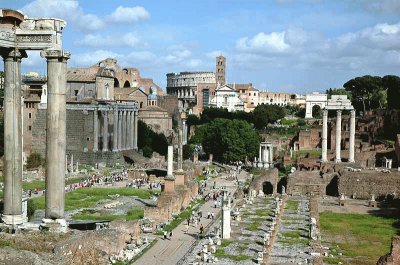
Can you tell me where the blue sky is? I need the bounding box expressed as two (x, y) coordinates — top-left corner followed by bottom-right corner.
(2, 0), (400, 94)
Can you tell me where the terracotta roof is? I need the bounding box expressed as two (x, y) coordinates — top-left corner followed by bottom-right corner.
(67, 67), (98, 82)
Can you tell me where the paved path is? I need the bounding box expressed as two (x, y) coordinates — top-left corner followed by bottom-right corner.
(134, 169), (248, 265)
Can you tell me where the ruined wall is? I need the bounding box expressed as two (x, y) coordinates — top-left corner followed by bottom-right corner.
(377, 236), (400, 265)
(287, 170), (331, 196)
(249, 168), (279, 195)
(338, 170), (400, 199)
(32, 108), (124, 165)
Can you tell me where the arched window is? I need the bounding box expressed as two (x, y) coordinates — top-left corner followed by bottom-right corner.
(114, 78), (120, 88)
(123, 81), (130, 88)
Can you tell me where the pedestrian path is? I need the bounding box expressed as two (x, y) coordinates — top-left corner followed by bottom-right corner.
(134, 170), (247, 265)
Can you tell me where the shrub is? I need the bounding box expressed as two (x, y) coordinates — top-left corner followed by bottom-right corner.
(26, 152), (44, 169)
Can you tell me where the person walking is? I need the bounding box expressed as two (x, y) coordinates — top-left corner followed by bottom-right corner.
(200, 224), (204, 235)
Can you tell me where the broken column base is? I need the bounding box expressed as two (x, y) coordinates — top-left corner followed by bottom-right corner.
(368, 200), (378, 207)
(1, 214), (28, 226)
(339, 199), (346, 206)
(40, 218), (68, 233)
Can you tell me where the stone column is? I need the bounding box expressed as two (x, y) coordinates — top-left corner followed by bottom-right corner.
(93, 110), (98, 152)
(182, 119), (187, 144)
(102, 111), (108, 151)
(222, 190), (231, 239)
(321, 109), (328, 162)
(269, 145), (273, 164)
(130, 111), (134, 149)
(178, 129), (183, 171)
(117, 111), (122, 150)
(133, 111), (138, 150)
(112, 108), (118, 152)
(1, 49), (26, 225)
(335, 110), (342, 163)
(127, 111), (132, 149)
(349, 110), (355, 163)
(259, 144), (262, 162)
(69, 154), (73, 173)
(122, 110), (127, 150)
(41, 50), (70, 220)
(167, 146), (174, 179)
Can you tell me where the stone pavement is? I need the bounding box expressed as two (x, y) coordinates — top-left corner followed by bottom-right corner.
(134, 169), (248, 265)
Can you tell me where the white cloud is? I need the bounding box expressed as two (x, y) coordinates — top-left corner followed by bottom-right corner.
(354, 0), (400, 15)
(69, 50), (121, 67)
(21, 0), (104, 31)
(107, 6), (150, 23)
(75, 32), (144, 48)
(237, 32), (290, 53)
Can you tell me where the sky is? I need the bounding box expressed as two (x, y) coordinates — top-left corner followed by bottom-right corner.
(1, 0), (400, 94)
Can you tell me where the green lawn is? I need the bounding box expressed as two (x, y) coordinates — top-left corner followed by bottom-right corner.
(320, 212), (399, 265)
(31, 187), (157, 211)
(285, 200), (299, 211)
(72, 208), (144, 221)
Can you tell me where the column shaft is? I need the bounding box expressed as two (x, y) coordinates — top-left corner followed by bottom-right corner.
(117, 111), (122, 150)
(122, 111), (127, 150)
(2, 49), (25, 224)
(127, 111), (132, 149)
(93, 110), (98, 152)
(113, 108), (118, 152)
(349, 110), (356, 163)
(321, 109), (328, 162)
(335, 110), (342, 163)
(42, 50), (70, 219)
(133, 111), (138, 150)
(102, 111), (108, 151)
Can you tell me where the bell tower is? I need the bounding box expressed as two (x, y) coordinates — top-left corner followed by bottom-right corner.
(216, 55), (226, 86)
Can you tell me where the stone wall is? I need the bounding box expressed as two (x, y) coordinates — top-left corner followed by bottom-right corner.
(338, 170), (400, 199)
(377, 236), (400, 265)
(249, 168), (279, 195)
(32, 108), (124, 165)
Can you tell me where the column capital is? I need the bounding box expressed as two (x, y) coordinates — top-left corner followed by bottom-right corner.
(336, 109), (342, 114)
(1, 48), (27, 60)
(40, 50), (71, 60)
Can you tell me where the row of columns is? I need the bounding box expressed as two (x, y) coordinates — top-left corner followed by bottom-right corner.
(321, 109), (355, 163)
(2, 49), (70, 224)
(93, 109), (138, 152)
(176, 88), (195, 98)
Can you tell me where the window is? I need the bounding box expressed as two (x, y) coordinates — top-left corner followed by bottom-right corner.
(28, 113), (32, 119)
(28, 126), (32, 131)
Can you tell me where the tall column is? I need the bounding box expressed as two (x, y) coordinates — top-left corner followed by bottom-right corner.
(102, 111), (108, 151)
(117, 111), (122, 150)
(112, 108), (118, 152)
(259, 145), (262, 161)
(129, 111), (134, 149)
(221, 190), (231, 239)
(321, 109), (328, 162)
(167, 146), (174, 178)
(41, 50), (70, 220)
(182, 119), (187, 144)
(335, 110), (342, 163)
(93, 110), (98, 152)
(127, 111), (132, 149)
(349, 110), (356, 163)
(269, 145), (273, 164)
(122, 110), (127, 150)
(178, 129), (183, 170)
(1, 49), (26, 225)
(133, 111), (138, 150)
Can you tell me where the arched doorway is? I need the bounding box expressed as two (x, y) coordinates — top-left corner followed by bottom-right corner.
(262, 181), (273, 195)
(312, 105), (322, 119)
(277, 177), (287, 194)
(123, 80), (131, 88)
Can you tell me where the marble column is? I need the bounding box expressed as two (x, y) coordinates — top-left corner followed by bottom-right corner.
(321, 109), (328, 162)
(123, 110), (128, 150)
(102, 111), (108, 151)
(259, 145), (262, 162)
(112, 108), (118, 152)
(117, 111), (122, 150)
(93, 110), (98, 152)
(130, 111), (134, 149)
(1, 49), (26, 225)
(127, 111), (132, 149)
(133, 111), (138, 150)
(167, 145), (174, 179)
(335, 110), (342, 163)
(349, 110), (356, 163)
(182, 119), (187, 144)
(41, 50), (70, 220)
(178, 129), (183, 171)
(222, 190), (231, 239)
(269, 145), (273, 164)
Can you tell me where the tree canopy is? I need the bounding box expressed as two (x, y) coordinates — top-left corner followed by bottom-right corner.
(252, 104), (286, 129)
(382, 75), (400, 110)
(137, 120), (168, 157)
(201, 118), (260, 163)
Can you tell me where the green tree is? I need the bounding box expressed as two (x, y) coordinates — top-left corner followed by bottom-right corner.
(343, 75), (386, 113)
(137, 120), (168, 157)
(252, 104), (286, 129)
(26, 153), (44, 169)
(326, 88), (352, 101)
(202, 119), (260, 163)
(382, 75), (400, 110)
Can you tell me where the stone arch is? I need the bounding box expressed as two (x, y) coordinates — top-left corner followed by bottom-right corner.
(248, 168), (278, 196)
(123, 80), (130, 88)
(262, 181), (274, 195)
(312, 104), (323, 119)
(114, 78), (120, 88)
(277, 176), (287, 194)
(305, 93), (327, 118)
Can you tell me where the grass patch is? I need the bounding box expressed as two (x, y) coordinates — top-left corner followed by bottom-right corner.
(247, 221), (261, 231)
(255, 209), (270, 216)
(214, 249), (251, 261)
(282, 230), (302, 238)
(278, 237), (310, 246)
(285, 200), (299, 211)
(72, 208), (144, 221)
(31, 188), (157, 211)
(323, 257), (344, 264)
(195, 175), (207, 182)
(320, 212), (398, 264)
(220, 240), (233, 247)
(0, 240), (10, 248)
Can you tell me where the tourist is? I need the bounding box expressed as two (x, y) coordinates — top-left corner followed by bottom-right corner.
(168, 231), (172, 240)
(199, 224), (204, 234)
(211, 212), (215, 219)
(163, 230), (167, 240)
